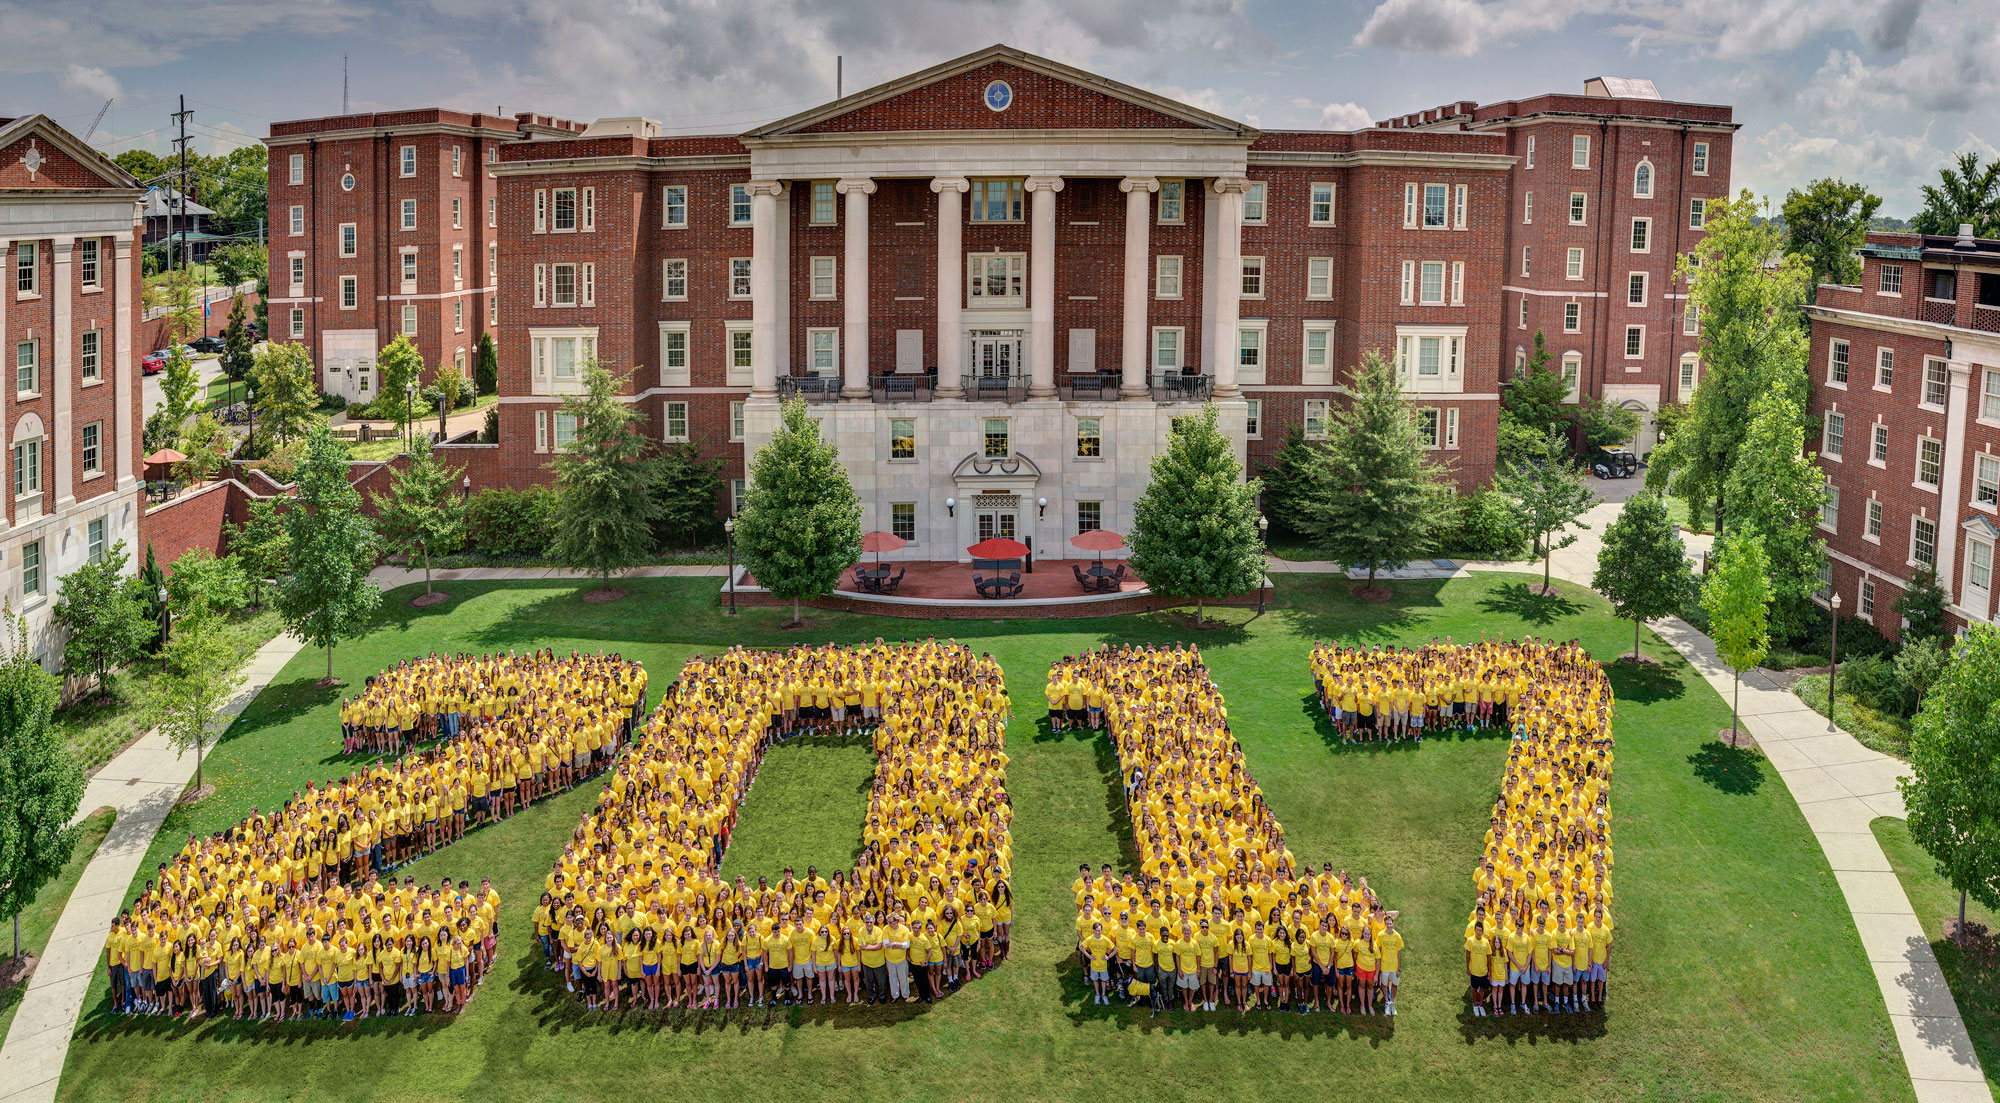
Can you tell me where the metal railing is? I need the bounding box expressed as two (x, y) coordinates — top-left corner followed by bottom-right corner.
(1151, 372), (1213, 403)
(871, 374), (935, 402)
(776, 375), (840, 403)
(961, 373), (1029, 403)
(1922, 297), (1958, 326)
(1059, 373), (1127, 401)
(1974, 304), (2000, 335)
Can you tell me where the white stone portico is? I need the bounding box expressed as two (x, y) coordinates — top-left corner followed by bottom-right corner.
(737, 46), (1254, 562)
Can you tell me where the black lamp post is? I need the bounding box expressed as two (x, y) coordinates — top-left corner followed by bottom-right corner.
(1256, 514), (1270, 615)
(724, 517), (737, 616)
(1828, 591), (1843, 732)
(462, 474), (472, 501)
(158, 586), (172, 649)
(405, 382), (416, 452)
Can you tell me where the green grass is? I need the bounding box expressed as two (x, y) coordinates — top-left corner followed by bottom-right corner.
(1873, 817), (2000, 1098)
(54, 606), (284, 773)
(342, 438), (408, 462)
(0, 808), (118, 1039)
(54, 573), (1911, 1102)
(1793, 674), (1912, 759)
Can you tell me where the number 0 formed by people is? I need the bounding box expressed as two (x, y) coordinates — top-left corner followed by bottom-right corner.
(1051, 646), (1406, 1016)
(1310, 638), (1617, 1016)
(540, 642), (1015, 1010)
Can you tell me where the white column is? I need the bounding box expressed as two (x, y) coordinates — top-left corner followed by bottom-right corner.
(113, 236), (134, 489)
(1025, 176), (1063, 398)
(933, 177), (969, 399)
(1119, 177), (1158, 397)
(774, 183), (792, 379)
(52, 237), (74, 508)
(1208, 177), (1249, 399)
(838, 178), (875, 398)
(1939, 359), (1975, 590)
(0, 240), (8, 532)
(747, 180), (784, 398)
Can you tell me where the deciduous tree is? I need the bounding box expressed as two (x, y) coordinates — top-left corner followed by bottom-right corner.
(151, 609), (244, 794)
(647, 442), (725, 550)
(377, 437), (467, 598)
(1901, 623), (2000, 942)
(1496, 427), (1599, 593)
(1702, 528), (1772, 745)
(1592, 491), (1695, 661)
(735, 398), (863, 625)
(52, 541), (149, 698)
(0, 602), (84, 957)
(275, 424), (381, 683)
(1783, 178), (1883, 298)
(373, 334), (425, 443)
(1722, 385), (1827, 641)
(1913, 153), (2000, 239)
(1128, 403), (1266, 624)
(226, 497), (289, 608)
(251, 342), (318, 446)
(165, 548), (248, 620)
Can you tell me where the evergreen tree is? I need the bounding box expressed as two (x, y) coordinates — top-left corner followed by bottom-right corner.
(275, 423), (381, 683)
(1702, 528), (1773, 745)
(1255, 425), (1326, 540)
(1501, 331), (1569, 439)
(1900, 623), (2000, 942)
(377, 437), (467, 598)
(137, 544), (168, 653)
(251, 342), (318, 446)
(0, 603), (84, 958)
(1722, 386), (1827, 641)
(1651, 191), (1811, 532)
(151, 609), (244, 794)
(225, 497), (290, 608)
(1782, 178), (1883, 298)
(1296, 352), (1449, 596)
(221, 292), (254, 382)
(548, 363), (660, 591)
(647, 442), (726, 550)
(1128, 403), (1266, 624)
(52, 541), (150, 699)
(475, 333), (499, 396)
(373, 335), (426, 444)
(1496, 427), (1599, 593)
(1592, 491), (1696, 661)
(1899, 569), (1951, 645)
(735, 398), (863, 625)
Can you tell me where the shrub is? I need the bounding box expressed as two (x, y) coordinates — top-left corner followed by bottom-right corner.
(1440, 487), (1528, 559)
(315, 390), (348, 414)
(465, 486), (559, 558)
(1893, 636), (1950, 716)
(481, 406), (499, 444)
(1839, 653), (1906, 717)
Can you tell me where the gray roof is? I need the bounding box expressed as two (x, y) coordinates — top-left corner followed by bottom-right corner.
(141, 187), (215, 219)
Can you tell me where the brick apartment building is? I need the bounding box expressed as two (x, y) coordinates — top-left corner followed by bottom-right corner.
(270, 45), (1734, 562)
(1809, 228), (2000, 638)
(263, 108), (584, 403)
(0, 115), (146, 664)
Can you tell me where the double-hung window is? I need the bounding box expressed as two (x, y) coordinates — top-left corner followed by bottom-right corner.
(971, 179), (1023, 222)
(14, 242), (35, 294)
(552, 188), (577, 232)
(1309, 182), (1335, 226)
(1157, 179), (1184, 224)
(730, 184), (752, 226)
(400, 199), (417, 231)
(14, 339), (35, 396)
(1423, 183), (1448, 228)
(811, 181), (837, 225)
(399, 145), (416, 177)
(1823, 411), (1845, 457)
(1918, 437), (1944, 488)
(810, 256), (837, 299)
(663, 185), (688, 228)
(80, 422), (101, 476)
(1828, 339), (1849, 385)
(662, 259), (688, 301)
(730, 258), (753, 299)
(1306, 257), (1333, 299)
(1978, 453), (2000, 507)
(1155, 255), (1182, 299)
(79, 238), (100, 289)
(80, 329), (100, 382)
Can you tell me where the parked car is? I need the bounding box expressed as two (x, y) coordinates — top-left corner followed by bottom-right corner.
(1587, 445), (1640, 479)
(188, 335), (226, 355)
(139, 344), (194, 375)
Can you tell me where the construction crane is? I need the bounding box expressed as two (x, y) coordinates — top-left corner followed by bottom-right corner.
(82, 98), (112, 141)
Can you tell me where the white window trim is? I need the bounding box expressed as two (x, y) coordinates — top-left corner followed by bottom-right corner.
(1308, 182), (1336, 227)
(661, 258), (689, 303)
(1453, 184), (1468, 230)
(1827, 338), (1850, 389)
(730, 401), (747, 443)
(1569, 192), (1588, 225)
(550, 187), (579, 234)
(338, 222), (357, 258)
(288, 152), (305, 186)
(1627, 271), (1649, 308)
(1303, 399), (1330, 440)
(1975, 451), (2000, 513)
(1243, 181), (1267, 226)
(1624, 325), (1646, 360)
(663, 185), (688, 229)
(663, 400), (690, 443)
(1563, 301), (1582, 333)
(809, 255), (838, 300)
(729, 257), (753, 301)
(1871, 420), (1890, 469)
(1417, 260), (1446, 305)
(1561, 353), (1582, 404)
(658, 321), (692, 387)
(1689, 197), (1707, 230)
(1566, 248), (1585, 281)
(527, 326), (600, 396)
(339, 275), (358, 311)
(399, 145), (417, 178)
(1152, 326), (1185, 373)
(1157, 179), (1185, 226)
(1822, 410), (1845, 461)
(1916, 434), (1944, 491)
(1155, 254), (1183, 300)
(1692, 141), (1710, 176)
(1572, 133), (1591, 169)
(1244, 398), (1262, 440)
(1393, 324), (1469, 394)
(1911, 515), (1938, 571)
(1236, 318), (1270, 386)
(288, 205), (304, 237)
(1522, 191), (1533, 225)
(806, 326), (841, 378)
(1305, 256), (1334, 300)
(1865, 498), (1883, 544)
(1301, 321), (1337, 386)
(725, 321), (754, 387)
(1240, 256), (1265, 300)
(1877, 348), (1897, 393)
(1630, 217), (1652, 254)
(1818, 481), (1839, 533)
(1633, 158), (1655, 199)
(1923, 357), (1950, 412)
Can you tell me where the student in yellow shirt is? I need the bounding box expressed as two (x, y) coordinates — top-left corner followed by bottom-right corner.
(1376, 915), (1406, 1016)
(1465, 921), (1492, 1017)
(1080, 922), (1116, 1005)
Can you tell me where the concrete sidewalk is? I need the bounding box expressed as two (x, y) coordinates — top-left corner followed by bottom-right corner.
(369, 563), (729, 590)
(0, 630), (307, 1103)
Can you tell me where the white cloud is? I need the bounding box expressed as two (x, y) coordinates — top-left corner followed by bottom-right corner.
(59, 64), (120, 102)
(1738, 120), (2000, 215)
(0, 1), (363, 73)
(1352, 0), (1487, 56)
(1318, 101), (1373, 130)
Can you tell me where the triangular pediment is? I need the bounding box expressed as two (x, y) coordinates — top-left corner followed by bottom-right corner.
(0, 115), (142, 191)
(748, 45), (1254, 138)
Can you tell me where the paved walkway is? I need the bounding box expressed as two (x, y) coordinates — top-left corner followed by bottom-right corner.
(368, 563), (729, 590)
(0, 631), (307, 1103)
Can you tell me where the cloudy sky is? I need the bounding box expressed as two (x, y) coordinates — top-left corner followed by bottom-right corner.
(2, 0), (1988, 215)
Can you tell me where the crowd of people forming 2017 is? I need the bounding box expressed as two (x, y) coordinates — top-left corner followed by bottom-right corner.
(99, 649), (646, 1022)
(1314, 637), (1617, 1016)
(535, 640), (1016, 1012)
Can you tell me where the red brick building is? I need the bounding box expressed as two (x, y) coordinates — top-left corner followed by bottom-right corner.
(0, 115), (146, 665)
(270, 45), (1735, 560)
(1809, 228), (2000, 638)
(263, 108), (583, 403)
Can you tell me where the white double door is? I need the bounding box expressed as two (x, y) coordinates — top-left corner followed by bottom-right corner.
(976, 510), (1018, 541)
(972, 331), (1021, 379)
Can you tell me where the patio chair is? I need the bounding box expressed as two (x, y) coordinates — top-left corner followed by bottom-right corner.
(881, 566), (905, 595)
(1072, 564), (1093, 589)
(1003, 572), (1024, 598)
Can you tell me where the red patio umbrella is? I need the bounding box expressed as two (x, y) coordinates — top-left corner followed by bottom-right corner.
(966, 536), (1031, 561)
(1069, 528), (1127, 566)
(144, 448), (187, 467)
(859, 530), (906, 565)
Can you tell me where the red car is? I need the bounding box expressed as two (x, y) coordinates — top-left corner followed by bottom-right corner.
(140, 346), (191, 375)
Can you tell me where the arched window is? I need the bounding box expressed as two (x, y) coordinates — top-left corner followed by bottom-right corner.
(1633, 160), (1654, 199)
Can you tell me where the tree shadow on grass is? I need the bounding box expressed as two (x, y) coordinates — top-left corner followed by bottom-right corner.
(1603, 658), (1689, 708)
(1475, 581), (1584, 627)
(1687, 740), (1766, 795)
(1299, 692), (1513, 759)
(1053, 953), (1397, 1042)
(1271, 575), (1437, 646)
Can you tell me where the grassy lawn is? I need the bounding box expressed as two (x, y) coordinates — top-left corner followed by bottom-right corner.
(54, 573), (1910, 1102)
(54, 606), (284, 773)
(0, 809), (118, 1040)
(1873, 817), (2000, 1098)
(1793, 673), (1912, 759)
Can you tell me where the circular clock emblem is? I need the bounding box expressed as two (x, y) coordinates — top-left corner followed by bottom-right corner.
(983, 80), (1014, 113)
(340, 172), (356, 192)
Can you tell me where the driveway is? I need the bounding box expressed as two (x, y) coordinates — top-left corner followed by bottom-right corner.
(141, 352), (226, 417)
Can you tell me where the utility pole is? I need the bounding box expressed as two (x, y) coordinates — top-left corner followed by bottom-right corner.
(343, 56), (350, 114)
(171, 96), (192, 277)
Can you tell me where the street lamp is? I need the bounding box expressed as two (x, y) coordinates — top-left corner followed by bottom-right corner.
(1828, 591), (1843, 732)
(158, 586), (172, 649)
(461, 474), (472, 500)
(724, 517), (737, 616)
(1256, 514), (1270, 615)
(405, 382), (416, 452)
